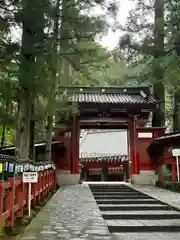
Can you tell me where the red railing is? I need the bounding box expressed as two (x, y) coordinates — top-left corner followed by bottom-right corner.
(0, 154), (56, 229)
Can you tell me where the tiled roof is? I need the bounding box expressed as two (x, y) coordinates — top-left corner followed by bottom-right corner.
(59, 86), (157, 105)
(70, 93), (155, 104)
(80, 154), (128, 163)
(147, 131), (180, 158)
(154, 131), (180, 141)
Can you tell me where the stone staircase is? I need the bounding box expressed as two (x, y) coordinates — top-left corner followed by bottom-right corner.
(89, 184), (180, 239)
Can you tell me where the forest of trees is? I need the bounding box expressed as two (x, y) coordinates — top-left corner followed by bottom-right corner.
(0, 0), (180, 161)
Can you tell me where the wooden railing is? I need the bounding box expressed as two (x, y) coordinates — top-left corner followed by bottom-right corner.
(0, 154), (56, 230)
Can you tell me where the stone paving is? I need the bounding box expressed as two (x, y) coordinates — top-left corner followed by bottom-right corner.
(19, 182), (180, 240)
(20, 184), (112, 240)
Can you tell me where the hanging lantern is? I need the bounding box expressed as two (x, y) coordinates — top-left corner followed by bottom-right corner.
(14, 165), (18, 174)
(0, 163), (3, 174)
(4, 162), (9, 172)
(29, 164), (33, 171)
(9, 163), (14, 173)
(20, 165), (24, 173)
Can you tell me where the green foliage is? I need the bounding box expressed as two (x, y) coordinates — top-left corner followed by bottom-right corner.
(0, 125), (16, 145)
(5, 0), (180, 154)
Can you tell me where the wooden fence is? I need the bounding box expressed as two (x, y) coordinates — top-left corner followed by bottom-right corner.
(0, 154), (56, 229)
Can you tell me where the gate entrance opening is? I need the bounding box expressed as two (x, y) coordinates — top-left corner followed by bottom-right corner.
(80, 129), (128, 182)
(54, 86), (164, 185)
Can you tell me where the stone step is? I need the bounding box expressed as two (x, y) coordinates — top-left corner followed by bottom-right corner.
(90, 186), (135, 189)
(96, 199), (161, 205)
(103, 213), (180, 220)
(101, 210), (180, 215)
(89, 184), (131, 187)
(93, 192), (142, 195)
(99, 203), (167, 207)
(108, 225), (180, 233)
(96, 198), (157, 201)
(94, 195), (151, 199)
(99, 204), (170, 211)
(106, 219), (180, 226)
(90, 187), (133, 190)
(112, 232), (180, 240)
(90, 184), (180, 236)
(90, 187), (135, 191)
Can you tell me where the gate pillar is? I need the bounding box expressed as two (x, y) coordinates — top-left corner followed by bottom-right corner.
(75, 117), (80, 174)
(129, 116), (139, 176)
(70, 116), (80, 177)
(172, 164), (177, 181)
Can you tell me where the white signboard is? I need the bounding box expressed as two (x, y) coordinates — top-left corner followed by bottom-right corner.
(172, 149), (180, 157)
(172, 149), (180, 182)
(23, 172), (38, 183)
(138, 132), (153, 138)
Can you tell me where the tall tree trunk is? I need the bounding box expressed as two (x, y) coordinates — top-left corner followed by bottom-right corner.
(15, 0), (44, 160)
(29, 101), (35, 160)
(15, 0), (35, 160)
(173, 88), (180, 131)
(1, 124), (6, 147)
(60, 0), (74, 85)
(1, 101), (9, 146)
(45, 0), (60, 161)
(15, 92), (32, 159)
(46, 115), (53, 161)
(28, 0), (45, 160)
(152, 0), (165, 127)
(172, 2), (180, 131)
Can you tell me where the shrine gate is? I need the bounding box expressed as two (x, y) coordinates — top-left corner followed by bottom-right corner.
(54, 86), (164, 185)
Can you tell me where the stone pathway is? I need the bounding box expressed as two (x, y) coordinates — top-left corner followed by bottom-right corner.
(20, 184), (112, 240)
(19, 182), (180, 240)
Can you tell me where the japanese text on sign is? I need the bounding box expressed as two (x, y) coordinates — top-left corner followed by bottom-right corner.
(23, 172), (38, 183)
(172, 148), (180, 157)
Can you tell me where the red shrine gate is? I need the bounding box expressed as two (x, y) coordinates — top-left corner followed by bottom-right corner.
(53, 86), (164, 185)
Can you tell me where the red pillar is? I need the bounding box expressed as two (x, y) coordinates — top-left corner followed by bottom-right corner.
(71, 117), (76, 174)
(128, 128), (132, 176)
(71, 116), (79, 174)
(75, 118), (80, 174)
(172, 164), (177, 181)
(129, 116), (138, 175)
(65, 132), (71, 171)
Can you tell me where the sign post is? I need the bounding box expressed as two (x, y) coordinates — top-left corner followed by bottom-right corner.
(172, 149), (180, 182)
(28, 182), (32, 217)
(23, 172), (38, 217)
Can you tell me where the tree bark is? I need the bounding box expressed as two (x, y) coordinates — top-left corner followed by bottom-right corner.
(28, 0), (44, 160)
(172, 2), (180, 131)
(152, 0), (165, 127)
(1, 124), (6, 147)
(29, 101), (35, 161)
(173, 88), (180, 131)
(15, 92), (32, 160)
(45, 0), (60, 161)
(60, 0), (74, 85)
(15, 0), (45, 160)
(46, 115), (53, 161)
